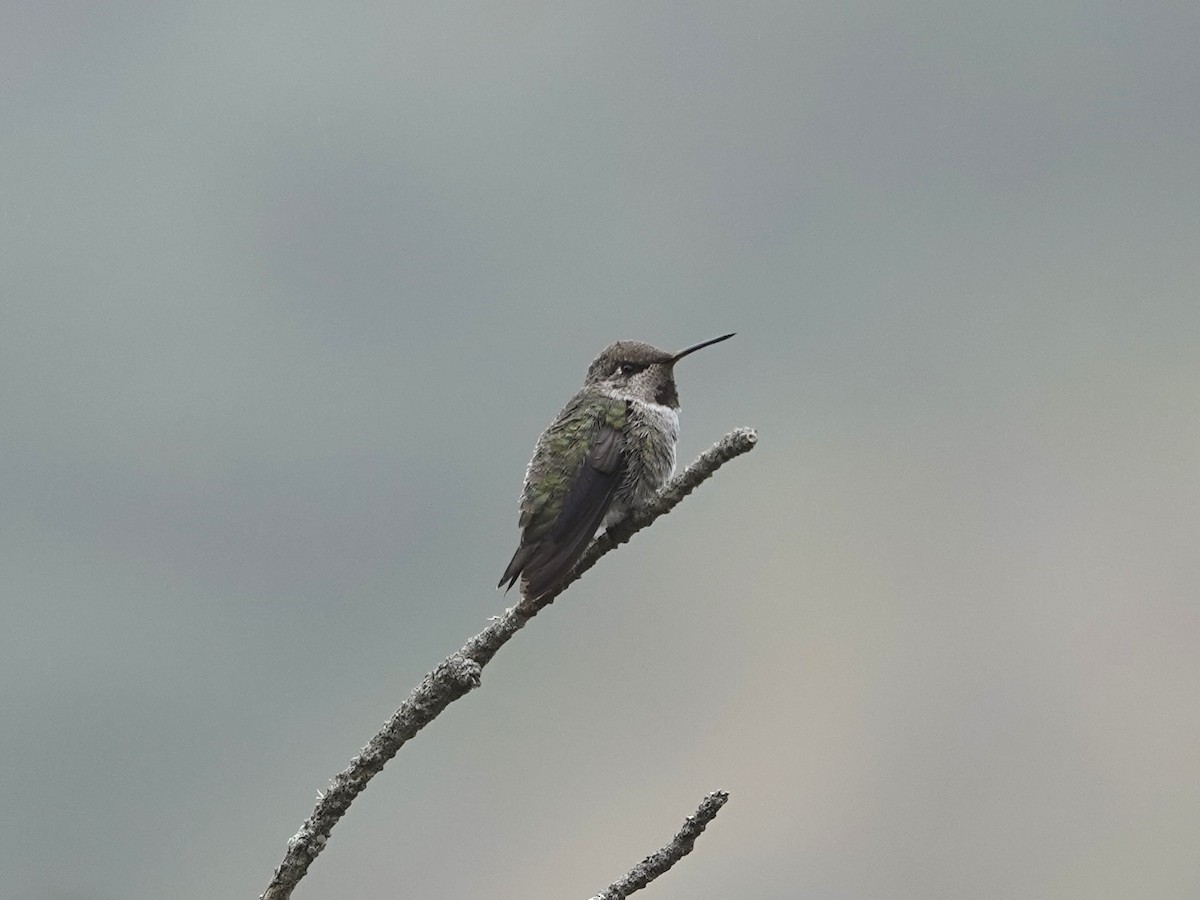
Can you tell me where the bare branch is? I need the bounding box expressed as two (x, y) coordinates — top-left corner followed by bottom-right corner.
(589, 791), (730, 900)
(261, 427), (757, 900)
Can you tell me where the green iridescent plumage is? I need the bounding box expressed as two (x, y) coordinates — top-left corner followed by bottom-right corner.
(499, 388), (628, 597)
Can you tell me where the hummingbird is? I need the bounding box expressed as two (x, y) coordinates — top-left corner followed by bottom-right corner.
(499, 333), (735, 601)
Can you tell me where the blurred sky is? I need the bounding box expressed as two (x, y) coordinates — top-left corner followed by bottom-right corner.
(3, 2), (1199, 898)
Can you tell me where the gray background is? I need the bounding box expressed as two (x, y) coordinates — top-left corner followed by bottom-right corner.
(4, 2), (1199, 898)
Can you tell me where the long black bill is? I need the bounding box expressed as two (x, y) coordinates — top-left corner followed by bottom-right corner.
(671, 332), (736, 363)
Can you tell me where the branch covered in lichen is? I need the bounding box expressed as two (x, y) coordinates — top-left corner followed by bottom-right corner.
(260, 427), (757, 900)
(589, 791), (731, 900)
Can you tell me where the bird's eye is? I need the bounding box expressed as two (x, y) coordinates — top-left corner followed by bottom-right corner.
(619, 363), (637, 375)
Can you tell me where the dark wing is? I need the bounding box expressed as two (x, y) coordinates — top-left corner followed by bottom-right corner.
(498, 423), (626, 599)
(522, 425), (625, 597)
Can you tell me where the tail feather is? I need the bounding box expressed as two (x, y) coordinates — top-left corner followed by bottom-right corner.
(498, 544), (534, 592)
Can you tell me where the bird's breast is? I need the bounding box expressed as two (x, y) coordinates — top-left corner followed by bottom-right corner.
(623, 399), (680, 498)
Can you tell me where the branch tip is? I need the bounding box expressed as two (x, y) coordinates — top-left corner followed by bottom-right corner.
(589, 790), (732, 900)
